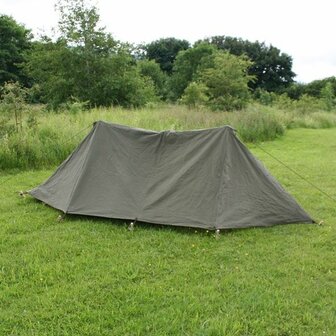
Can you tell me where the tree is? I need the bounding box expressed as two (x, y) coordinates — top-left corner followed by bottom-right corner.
(55, 0), (116, 51)
(168, 43), (216, 100)
(180, 82), (208, 108)
(143, 38), (190, 74)
(26, 38), (78, 107)
(304, 76), (336, 98)
(198, 52), (254, 110)
(284, 82), (306, 100)
(137, 59), (167, 98)
(198, 36), (295, 92)
(54, 0), (118, 103)
(0, 15), (32, 87)
(26, 0), (158, 108)
(27, 38), (157, 108)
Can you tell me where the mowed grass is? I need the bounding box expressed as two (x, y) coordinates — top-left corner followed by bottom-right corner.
(0, 128), (335, 335)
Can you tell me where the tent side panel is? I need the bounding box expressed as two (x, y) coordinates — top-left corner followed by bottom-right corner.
(140, 127), (225, 228)
(215, 132), (313, 229)
(29, 125), (97, 212)
(67, 122), (224, 228)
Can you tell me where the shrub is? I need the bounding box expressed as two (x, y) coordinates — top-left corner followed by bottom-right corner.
(254, 89), (276, 106)
(0, 81), (28, 132)
(180, 82), (208, 108)
(293, 94), (323, 114)
(321, 82), (335, 111)
(198, 52), (254, 111)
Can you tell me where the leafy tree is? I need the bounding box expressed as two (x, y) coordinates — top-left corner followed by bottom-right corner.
(198, 36), (295, 92)
(26, 38), (76, 107)
(168, 43), (216, 100)
(93, 52), (157, 107)
(26, 0), (158, 108)
(27, 39), (157, 108)
(198, 52), (254, 110)
(0, 15), (32, 87)
(284, 82), (307, 100)
(284, 76), (336, 101)
(303, 76), (336, 98)
(54, 0), (118, 103)
(180, 82), (208, 108)
(254, 88), (276, 105)
(137, 59), (167, 98)
(55, 0), (116, 51)
(143, 38), (190, 74)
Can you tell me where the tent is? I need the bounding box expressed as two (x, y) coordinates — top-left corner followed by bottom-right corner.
(29, 121), (313, 229)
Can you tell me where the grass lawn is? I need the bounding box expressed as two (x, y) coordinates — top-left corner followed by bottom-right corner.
(0, 128), (335, 335)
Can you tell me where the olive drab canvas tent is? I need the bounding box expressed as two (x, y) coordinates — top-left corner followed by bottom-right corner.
(29, 121), (313, 229)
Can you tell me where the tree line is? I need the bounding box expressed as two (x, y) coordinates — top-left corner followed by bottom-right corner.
(1, 0), (335, 111)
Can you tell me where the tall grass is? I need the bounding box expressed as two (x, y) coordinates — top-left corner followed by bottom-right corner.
(0, 103), (336, 170)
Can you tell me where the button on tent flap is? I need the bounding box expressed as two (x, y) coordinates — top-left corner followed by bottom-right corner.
(29, 121), (314, 230)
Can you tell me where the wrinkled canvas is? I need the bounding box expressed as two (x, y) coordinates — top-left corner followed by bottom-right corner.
(29, 121), (313, 229)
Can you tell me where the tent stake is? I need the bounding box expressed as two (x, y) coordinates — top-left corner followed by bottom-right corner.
(19, 190), (28, 198)
(128, 218), (137, 231)
(57, 213), (66, 222)
(215, 229), (220, 239)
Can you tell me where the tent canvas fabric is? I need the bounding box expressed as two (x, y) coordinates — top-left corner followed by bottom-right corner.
(29, 121), (314, 229)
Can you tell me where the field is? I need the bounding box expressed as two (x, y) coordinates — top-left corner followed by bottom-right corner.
(1, 103), (336, 170)
(1, 124), (335, 335)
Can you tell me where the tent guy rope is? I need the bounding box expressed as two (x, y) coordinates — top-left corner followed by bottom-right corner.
(251, 141), (336, 204)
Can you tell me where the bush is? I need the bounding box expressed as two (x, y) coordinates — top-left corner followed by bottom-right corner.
(180, 82), (208, 108)
(198, 52), (254, 111)
(293, 94), (323, 114)
(254, 89), (276, 106)
(321, 82), (335, 111)
(0, 81), (28, 132)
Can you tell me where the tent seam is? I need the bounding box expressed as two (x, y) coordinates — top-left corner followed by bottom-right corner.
(214, 128), (231, 229)
(64, 123), (98, 213)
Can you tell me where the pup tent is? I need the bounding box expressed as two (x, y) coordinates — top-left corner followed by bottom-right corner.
(29, 121), (313, 230)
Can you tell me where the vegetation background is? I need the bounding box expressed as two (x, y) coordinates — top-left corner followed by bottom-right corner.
(0, 0), (335, 335)
(1, 0), (335, 171)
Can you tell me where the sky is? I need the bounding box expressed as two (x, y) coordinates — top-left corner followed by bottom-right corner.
(2, 0), (336, 83)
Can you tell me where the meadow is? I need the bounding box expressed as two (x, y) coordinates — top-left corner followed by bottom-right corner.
(1, 103), (336, 170)
(0, 105), (335, 335)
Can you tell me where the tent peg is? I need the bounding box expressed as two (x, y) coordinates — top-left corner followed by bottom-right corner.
(19, 190), (28, 198)
(57, 213), (66, 222)
(215, 229), (220, 239)
(128, 222), (135, 231)
(128, 218), (138, 231)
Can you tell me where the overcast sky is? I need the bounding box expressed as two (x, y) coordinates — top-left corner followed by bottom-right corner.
(2, 0), (335, 83)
